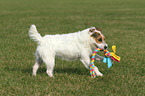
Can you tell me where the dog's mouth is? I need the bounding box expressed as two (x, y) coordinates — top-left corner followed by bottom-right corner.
(95, 44), (103, 50)
(94, 43), (108, 50)
(95, 44), (98, 48)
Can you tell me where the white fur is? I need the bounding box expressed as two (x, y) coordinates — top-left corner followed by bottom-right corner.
(29, 25), (107, 77)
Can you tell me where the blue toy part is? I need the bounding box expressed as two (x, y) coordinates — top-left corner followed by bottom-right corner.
(103, 56), (112, 68)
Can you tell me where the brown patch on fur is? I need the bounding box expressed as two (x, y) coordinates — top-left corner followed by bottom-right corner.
(89, 27), (105, 44)
(91, 31), (105, 44)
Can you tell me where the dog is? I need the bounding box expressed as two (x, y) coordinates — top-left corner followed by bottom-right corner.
(29, 25), (107, 77)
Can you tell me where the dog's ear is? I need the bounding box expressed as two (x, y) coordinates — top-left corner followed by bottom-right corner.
(89, 27), (96, 32)
(95, 27), (101, 31)
(89, 27), (96, 35)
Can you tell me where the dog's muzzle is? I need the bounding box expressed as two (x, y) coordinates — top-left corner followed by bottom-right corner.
(104, 45), (108, 49)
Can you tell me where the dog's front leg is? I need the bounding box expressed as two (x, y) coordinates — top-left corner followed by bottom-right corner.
(80, 58), (90, 69)
(80, 56), (103, 77)
(94, 66), (103, 76)
(95, 54), (104, 61)
(94, 54), (104, 76)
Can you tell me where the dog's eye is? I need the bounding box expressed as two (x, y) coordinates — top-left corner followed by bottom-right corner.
(98, 38), (102, 42)
(91, 33), (98, 38)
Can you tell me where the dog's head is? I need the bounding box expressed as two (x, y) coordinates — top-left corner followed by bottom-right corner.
(89, 27), (108, 49)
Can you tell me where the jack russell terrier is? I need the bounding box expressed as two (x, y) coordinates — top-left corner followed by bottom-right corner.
(29, 25), (107, 77)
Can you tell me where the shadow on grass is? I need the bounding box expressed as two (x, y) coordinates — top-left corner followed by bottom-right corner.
(54, 67), (88, 75)
(5, 66), (88, 76)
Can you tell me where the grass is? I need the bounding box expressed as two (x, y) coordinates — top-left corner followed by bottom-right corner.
(0, 0), (145, 95)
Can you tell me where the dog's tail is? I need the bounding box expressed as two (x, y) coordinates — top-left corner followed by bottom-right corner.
(29, 25), (43, 44)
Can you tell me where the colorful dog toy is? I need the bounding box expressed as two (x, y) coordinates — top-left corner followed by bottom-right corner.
(90, 45), (121, 78)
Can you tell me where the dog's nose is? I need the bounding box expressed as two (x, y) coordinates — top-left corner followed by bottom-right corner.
(104, 45), (107, 49)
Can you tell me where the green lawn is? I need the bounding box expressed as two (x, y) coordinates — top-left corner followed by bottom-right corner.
(0, 0), (145, 95)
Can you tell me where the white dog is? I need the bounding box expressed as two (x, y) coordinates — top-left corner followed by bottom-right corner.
(29, 25), (107, 77)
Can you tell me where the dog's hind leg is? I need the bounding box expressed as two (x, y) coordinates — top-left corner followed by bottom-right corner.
(42, 56), (55, 78)
(32, 55), (43, 76)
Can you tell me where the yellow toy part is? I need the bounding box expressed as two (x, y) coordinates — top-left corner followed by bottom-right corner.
(110, 45), (121, 62)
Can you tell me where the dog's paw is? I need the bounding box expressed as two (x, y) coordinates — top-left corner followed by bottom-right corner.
(96, 72), (103, 77)
(96, 58), (104, 61)
(32, 72), (36, 76)
(96, 58), (101, 61)
(46, 70), (54, 78)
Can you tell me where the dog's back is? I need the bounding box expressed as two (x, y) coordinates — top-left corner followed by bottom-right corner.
(29, 25), (93, 61)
